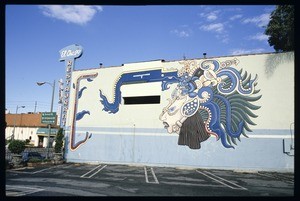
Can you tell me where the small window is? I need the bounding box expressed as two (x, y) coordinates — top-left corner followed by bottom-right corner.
(123, 96), (160, 105)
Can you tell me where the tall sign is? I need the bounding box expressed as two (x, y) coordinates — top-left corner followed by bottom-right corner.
(59, 44), (83, 128)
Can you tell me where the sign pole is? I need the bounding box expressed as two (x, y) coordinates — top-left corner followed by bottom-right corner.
(47, 80), (55, 159)
(47, 124), (51, 159)
(41, 112), (56, 159)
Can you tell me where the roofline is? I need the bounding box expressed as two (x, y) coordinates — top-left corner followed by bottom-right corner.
(73, 51), (294, 72)
(166, 51), (294, 63)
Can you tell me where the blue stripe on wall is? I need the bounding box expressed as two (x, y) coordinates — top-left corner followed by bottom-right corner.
(68, 126), (292, 136)
(64, 131), (294, 172)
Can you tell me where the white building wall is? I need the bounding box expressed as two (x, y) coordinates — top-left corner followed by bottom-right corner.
(64, 52), (294, 172)
(5, 127), (39, 146)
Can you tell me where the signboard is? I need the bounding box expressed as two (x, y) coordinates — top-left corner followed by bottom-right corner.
(59, 44), (83, 61)
(59, 44), (83, 128)
(36, 128), (58, 135)
(41, 112), (56, 124)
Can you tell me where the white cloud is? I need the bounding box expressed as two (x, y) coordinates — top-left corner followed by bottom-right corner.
(200, 23), (224, 33)
(199, 10), (219, 21)
(248, 33), (269, 41)
(242, 13), (270, 27)
(230, 14), (242, 21)
(171, 29), (191, 38)
(207, 11), (218, 21)
(39, 5), (103, 25)
(229, 48), (265, 55)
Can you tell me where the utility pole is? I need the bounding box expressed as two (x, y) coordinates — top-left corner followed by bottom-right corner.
(34, 101), (37, 113)
(12, 105), (25, 140)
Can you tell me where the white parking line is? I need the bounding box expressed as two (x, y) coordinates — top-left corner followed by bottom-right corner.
(88, 165), (107, 178)
(151, 167), (159, 184)
(144, 167), (159, 184)
(80, 164), (102, 178)
(80, 164), (107, 178)
(144, 167), (149, 183)
(196, 170), (247, 190)
(6, 185), (44, 196)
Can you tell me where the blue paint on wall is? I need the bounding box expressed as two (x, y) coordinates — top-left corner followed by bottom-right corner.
(76, 110), (90, 121)
(98, 59), (261, 150)
(64, 129), (293, 172)
(99, 69), (179, 114)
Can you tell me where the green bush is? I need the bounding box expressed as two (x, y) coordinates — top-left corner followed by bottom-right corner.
(54, 128), (64, 153)
(8, 140), (26, 154)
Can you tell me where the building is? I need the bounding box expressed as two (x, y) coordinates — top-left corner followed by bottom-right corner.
(5, 113), (59, 147)
(60, 45), (294, 172)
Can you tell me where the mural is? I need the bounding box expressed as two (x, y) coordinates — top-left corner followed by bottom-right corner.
(159, 59), (261, 149)
(61, 45), (261, 151)
(99, 59), (261, 149)
(69, 73), (98, 150)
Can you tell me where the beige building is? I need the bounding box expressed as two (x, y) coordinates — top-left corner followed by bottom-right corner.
(5, 113), (59, 147)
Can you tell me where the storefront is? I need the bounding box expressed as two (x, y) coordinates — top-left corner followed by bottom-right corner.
(36, 128), (58, 147)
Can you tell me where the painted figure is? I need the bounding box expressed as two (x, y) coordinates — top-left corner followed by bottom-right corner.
(159, 59), (261, 149)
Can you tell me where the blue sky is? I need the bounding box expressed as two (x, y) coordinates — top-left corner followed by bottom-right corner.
(5, 5), (276, 114)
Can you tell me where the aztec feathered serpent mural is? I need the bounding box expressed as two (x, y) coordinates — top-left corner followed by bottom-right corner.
(159, 59), (261, 149)
(98, 58), (261, 149)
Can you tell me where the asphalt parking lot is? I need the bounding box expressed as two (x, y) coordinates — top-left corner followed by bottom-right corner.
(6, 163), (294, 196)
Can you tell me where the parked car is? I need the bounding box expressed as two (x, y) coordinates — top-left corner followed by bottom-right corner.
(22, 152), (45, 162)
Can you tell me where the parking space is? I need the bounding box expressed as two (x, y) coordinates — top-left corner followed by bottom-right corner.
(6, 163), (294, 196)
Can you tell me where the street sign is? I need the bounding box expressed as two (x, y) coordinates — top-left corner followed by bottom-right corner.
(41, 112), (56, 124)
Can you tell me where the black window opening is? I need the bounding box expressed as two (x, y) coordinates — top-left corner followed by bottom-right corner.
(123, 96), (161, 105)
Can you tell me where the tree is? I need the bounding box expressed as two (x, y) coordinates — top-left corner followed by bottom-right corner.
(8, 140), (26, 154)
(265, 5), (294, 52)
(54, 128), (64, 153)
